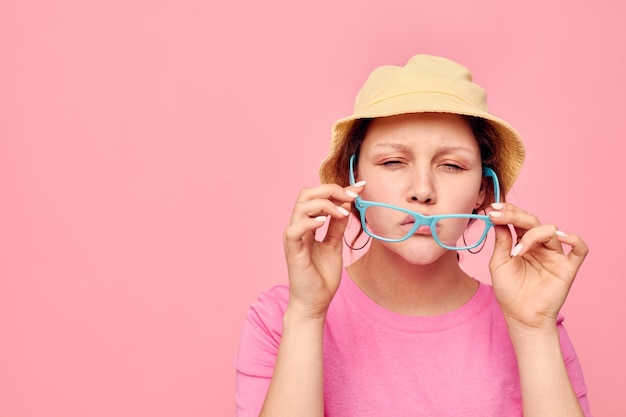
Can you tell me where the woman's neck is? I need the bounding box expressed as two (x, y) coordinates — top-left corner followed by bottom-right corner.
(346, 245), (478, 316)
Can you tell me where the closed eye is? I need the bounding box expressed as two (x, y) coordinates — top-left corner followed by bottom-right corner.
(440, 163), (464, 172)
(381, 160), (404, 167)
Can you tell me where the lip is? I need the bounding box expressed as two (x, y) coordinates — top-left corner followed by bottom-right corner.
(414, 225), (432, 235)
(400, 215), (433, 235)
(400, 215), (415, 226)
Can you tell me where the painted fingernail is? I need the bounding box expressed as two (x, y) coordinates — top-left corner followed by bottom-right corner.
(314, 215), (327, 222)
(556, 230), (567, 237)
(337, 206), (350, 216)
(345, 190), (359, 198)
(511, 243), (523, 257)
(489, 211), (503, 218)
(353, 180), (366, 187)
(491, 203), (504, 210)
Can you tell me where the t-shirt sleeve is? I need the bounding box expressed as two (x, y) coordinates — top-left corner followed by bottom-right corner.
(557, 315), (593, 417)
(234, 286), (288, 417)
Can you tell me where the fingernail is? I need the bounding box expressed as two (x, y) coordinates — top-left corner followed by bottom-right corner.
(556, 230), (567, 237)
(511, 243), (523, 257)
(353, 180), (366, 187)
(314, 215), (327, 222)
(337, 206), (350, 216)
(345, 190), (359, 198)
(491, 203), (504, 210)
(489, 211), (502, 218)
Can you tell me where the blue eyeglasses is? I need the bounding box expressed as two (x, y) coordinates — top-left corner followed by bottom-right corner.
(349, 154), (501, 250)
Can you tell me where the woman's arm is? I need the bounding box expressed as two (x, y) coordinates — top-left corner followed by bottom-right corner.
(259, 312), (326, 417)
(507, 322), (585, 417)
(488, 202), (589, 416)
(258, 182), (364, 417)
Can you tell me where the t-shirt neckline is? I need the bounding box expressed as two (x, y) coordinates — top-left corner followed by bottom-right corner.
(338, 269), (492, 333)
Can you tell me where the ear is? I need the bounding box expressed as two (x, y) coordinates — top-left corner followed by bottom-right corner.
(475, 177), (488, 208)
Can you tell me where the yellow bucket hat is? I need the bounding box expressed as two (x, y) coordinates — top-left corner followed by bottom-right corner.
(319, 54), (525, 195)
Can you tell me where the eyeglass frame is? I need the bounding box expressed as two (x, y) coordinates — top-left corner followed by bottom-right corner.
(348, 154), (501, 250)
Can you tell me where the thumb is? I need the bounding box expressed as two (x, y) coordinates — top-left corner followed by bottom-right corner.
(323, 205), (351, 250)
(490, 224), (514, 268)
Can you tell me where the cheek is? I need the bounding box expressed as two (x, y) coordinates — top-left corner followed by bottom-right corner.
(462, 190), (482, 209)
(441, 182), (483, 210)
(364, 206), (407, 238)
(360, 178), (403, 203)
(434, 218), (472, 246)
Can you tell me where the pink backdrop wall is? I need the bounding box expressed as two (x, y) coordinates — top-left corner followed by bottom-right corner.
(1, 1), (624, 416)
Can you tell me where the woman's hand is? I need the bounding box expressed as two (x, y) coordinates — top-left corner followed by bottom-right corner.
(487, 202), (588, 332)
(283, 182), (365, 320)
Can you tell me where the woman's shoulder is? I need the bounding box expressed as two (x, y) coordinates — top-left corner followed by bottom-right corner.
(235, 285), (289, 379)
(247, 284), (290, 323)
(236, 285), (289, 364)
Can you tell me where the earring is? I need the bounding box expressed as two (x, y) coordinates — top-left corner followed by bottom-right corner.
(344, 234), (371, 251)
(465, 206), (487, 254)
(465, 234), (487, 254)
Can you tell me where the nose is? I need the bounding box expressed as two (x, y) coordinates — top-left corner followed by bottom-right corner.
(407, 170), (436, 204)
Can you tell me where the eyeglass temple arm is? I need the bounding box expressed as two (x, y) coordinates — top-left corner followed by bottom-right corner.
(482, 167), (501, 204)
(349, 154), (358, 185)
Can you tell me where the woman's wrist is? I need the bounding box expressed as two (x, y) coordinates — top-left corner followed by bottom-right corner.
(283, 304), (328, 327)
(504, 316), (561, 353)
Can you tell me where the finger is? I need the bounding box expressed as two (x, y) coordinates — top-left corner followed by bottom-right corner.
(322, 203), (352, 249)
(284, 182), (365, 256)
(490, 223), (515, 268)
(284, 215), (327, 252)
(285, 198), (354, 255)
(488, 202), (542, 238)
(286, 199), (351, 238)
(296, 182), (365, 207)
(555, 230), (589, 268)
(511, 224), (561, 257)
(289, 197), (350, 226)
(290, 184), (362, 225)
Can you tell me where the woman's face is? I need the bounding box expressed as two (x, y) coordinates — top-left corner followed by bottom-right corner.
(355, 112), (486, 260)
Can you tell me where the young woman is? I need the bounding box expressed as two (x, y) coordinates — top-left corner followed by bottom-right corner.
(235, 54), (591, 417)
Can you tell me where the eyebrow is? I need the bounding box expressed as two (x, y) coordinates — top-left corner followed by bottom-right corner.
(370, 142), (478, 156)
(435, 145), (478, 157)
(370, 142), (411, 152)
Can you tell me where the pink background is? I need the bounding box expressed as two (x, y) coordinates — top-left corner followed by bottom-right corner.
(1, 1), (624, 416)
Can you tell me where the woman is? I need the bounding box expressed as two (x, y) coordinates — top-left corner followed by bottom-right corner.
(235, 54), (591, 416)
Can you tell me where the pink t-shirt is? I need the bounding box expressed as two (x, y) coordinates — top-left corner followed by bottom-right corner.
(235, 270), (591, 416)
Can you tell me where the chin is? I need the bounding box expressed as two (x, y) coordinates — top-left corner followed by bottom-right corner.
(383, 240), (451, 266)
